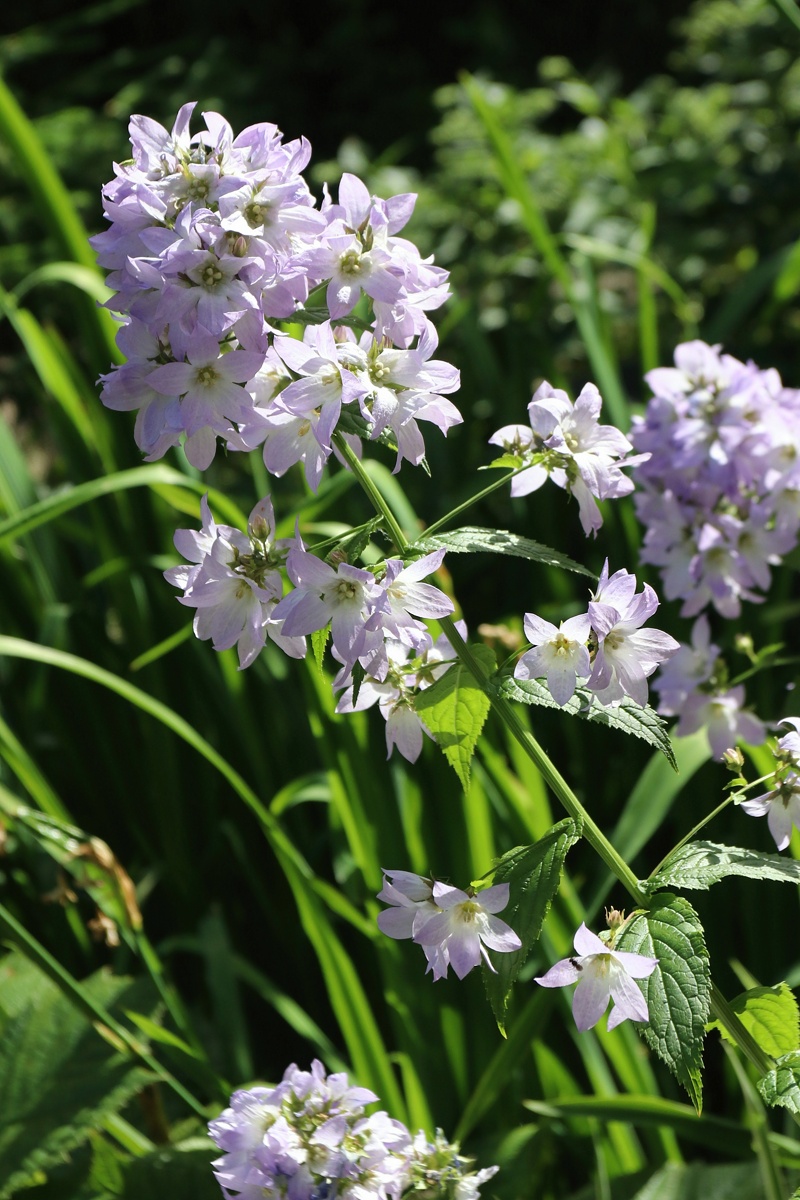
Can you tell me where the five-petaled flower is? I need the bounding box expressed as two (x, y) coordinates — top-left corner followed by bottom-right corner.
(376, 871), (521, 981)
(535, 923), (658, 1031)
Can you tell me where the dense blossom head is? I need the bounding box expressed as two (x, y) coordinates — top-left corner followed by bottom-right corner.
(630, 340), (800, 617)
(516, 563), (678, 711)
(488, 380), (644, 535)
(94, 105), (461, 481)
(209, 1061), (498, 1199)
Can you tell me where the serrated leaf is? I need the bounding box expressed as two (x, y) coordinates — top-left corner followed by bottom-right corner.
(417, 526), (595, 579)
(498, 673), (677, 769)
(646, 840), (800, 892)
(0, 954), (156, 1199)
(88, 1131), (126, 1193)
(414, 644), (495, 791)
(757, 1050), (800, 1115)
(647, 844), (800, 892)
(615, 894), (710, 1111)
(708, 983), (800, 1058)
(311, 626), (330, 672)
(630, 1161), (762, 1200)
(481, 818), (581, 1034)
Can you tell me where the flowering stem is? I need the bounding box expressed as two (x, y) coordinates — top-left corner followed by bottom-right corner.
(647, 794), (737, 881)
(334, 434), (409, 552)
(422, 462), (546, 540)
(335, 436), (647, 906)
(336, 443), (786, 1077)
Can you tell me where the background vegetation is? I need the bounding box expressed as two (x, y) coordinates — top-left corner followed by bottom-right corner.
(1, 1), (800, 1196)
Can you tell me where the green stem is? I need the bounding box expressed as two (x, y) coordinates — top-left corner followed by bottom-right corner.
(336, 436), (648, 906)
(423, 463), (542, 539)
(648, 795), (737, 880)
(338, 441), (789, 1082)
(334, 434), (408, 551)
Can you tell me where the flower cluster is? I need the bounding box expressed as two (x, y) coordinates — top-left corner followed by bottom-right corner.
(629, 340), (800, 619)
(164, 494), (305, 668)
(739, 717), (800, 850)
(166, 501), (454, 677)
(651, 614), (765, 759)
(376, 869), (521, 980)
(516, 561), (679, 710)
(208, 1059), (498, 1200)
(535, 921), (658, 1032)
(335, 624), (465, 763)
(489, 381), (644, 536)
(94, 105), (461, 473)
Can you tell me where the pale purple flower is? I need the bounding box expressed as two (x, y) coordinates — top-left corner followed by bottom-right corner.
(535, 923), (658, 1031)
(776, 717), (800, 766)
(376, 870), (440, 941)
(165, 496), (304, 668)
(587, 564), (679, 708)
(515, 612), (591, 706)
(272, 550), (387, 674)
(488, 380), (643, 533)
(652, 614), (720, 716)
(413, 882), (521, 981)
(675, 686), (766, 759)
(739, 773), (800, 851)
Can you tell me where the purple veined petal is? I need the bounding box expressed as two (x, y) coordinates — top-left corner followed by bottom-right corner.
(607, 965), (650, 1027)
(573, 923), (607, 957)
(478, 914), (521, 953)
(546, 662), (582, 707)
(612, 950), (658, 979)
(385, 706), (424, 762)
(474, 883), (510, 914)
(766, 802), (794, 851)
(534, 958), (582, 988)
(446, 929), (483, 980)
(338, 172), (372, 228)
(377, 907), (418, 940)
(429, 883), (468, 909)
(184, 427), (218, 470)
(572, 970), (612, 1032)
(380, 870), (434, 902)
(395, 547), (447, 581)
(739, 791), (774, 818)
(392, 581), (453, 619)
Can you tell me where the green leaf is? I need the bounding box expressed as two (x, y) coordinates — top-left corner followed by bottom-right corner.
(417, 525), (595, 579)
(414, 644), (495, 790)
(497, 673), (677, 768)
(88, 1131), (127, 1194)
(0, 953), (155, 1199)
(646, 841), (800, 892)
(482, 819), (581, 1033)
(615, 894), (711, 1111)
(757, 1050), (800, 1116)
(629, 1161), (762, 1200)
(120, 1139), (219, 1199)
(311, 626), (330, 672)
(708, 984), (800, 1059)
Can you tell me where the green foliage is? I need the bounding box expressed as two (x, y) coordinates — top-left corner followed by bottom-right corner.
(481, 818), (581, 1033)
(756, 1051), (800, 1116)
(415, 644), (495, 790)
(418, 525), (595, 578)
(646, 841), (800, 892)
(0, 953), (155, 1199)
(116, 1139), (219, 1199)
(628, 1161), (763, 1200)
(615, 896), (711, 1111)
(708, 983), (800, 1059)
(496, 674), (677, 767)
